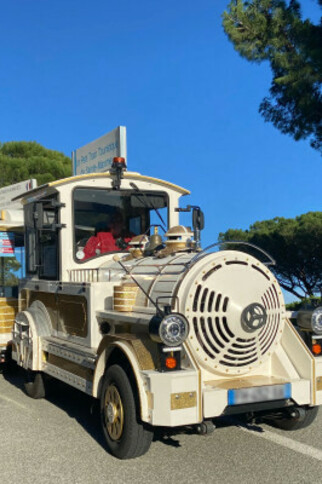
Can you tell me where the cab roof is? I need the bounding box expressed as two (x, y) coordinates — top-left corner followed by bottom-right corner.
(14, 171), (190, 203)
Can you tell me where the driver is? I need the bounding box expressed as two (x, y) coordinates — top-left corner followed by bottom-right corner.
(83, 211), (133, 259)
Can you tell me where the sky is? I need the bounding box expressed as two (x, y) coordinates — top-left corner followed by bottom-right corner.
(1, 1), (321, 300)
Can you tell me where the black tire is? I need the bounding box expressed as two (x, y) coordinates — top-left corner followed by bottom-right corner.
(2, 345), (16, 375)
(24, 371), (46, 399)
(100, 364), (153, 459)
(270, 406), (319, 431)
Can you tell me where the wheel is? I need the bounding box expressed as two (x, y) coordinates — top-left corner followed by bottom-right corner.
(269, 406), (319, 431)
(24, 371), (46, 399)
(196, 420), (216, 435)
(2, 346), (16, 375)
(100, 364), (153, 459)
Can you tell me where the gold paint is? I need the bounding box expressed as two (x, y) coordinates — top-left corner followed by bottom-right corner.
(48, 354), (94, 381)
(317, 378), (322, 392)
(97, 334), (158, 370)
(206, 375), (288, 390)
(113, 305), (136, 312)
(113, 283), (138, 312)
(131, 338), (156, 370)
(0, 298), (18, 336)
(0, 297), (18, 303)
(104, 384), (124, 441)
(0, 327), (13, 334)
(57, 294), (87, 337)
(27, 291), (87, 337)
(146, 391), (154, 410)
(171, 391), (197, 410)
(0, 311), (16, 319)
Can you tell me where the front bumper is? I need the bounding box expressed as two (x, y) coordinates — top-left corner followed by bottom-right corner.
(141, 369), (313, 427)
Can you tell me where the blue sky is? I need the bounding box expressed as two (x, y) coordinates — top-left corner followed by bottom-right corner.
(1, 1), (321, 298)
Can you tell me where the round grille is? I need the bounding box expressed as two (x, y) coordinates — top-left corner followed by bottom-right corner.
(178, 251), (285, 376)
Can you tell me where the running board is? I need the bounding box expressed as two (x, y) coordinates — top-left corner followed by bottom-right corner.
(43, 361), (93, 395)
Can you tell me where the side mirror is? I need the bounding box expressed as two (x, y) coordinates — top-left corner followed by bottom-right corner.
(192, 207), (205, 231)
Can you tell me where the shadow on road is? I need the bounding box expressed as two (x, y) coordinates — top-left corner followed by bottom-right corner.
(2, 365), (249, 455)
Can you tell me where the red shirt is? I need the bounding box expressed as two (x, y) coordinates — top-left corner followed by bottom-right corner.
(83, 232), (132, 260)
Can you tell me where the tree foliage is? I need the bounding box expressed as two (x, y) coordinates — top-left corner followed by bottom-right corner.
(0, 258), (20, 287)
(218, 211), (322, 298)
(222, 0), (322, 153)
(0, 141), (72, 187)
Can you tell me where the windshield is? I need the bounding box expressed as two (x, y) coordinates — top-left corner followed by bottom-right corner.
(73, 187), (168, 261)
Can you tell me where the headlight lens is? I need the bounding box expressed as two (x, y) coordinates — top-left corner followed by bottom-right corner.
(159, 314), (189, 346)
(312, 307), (322, 334)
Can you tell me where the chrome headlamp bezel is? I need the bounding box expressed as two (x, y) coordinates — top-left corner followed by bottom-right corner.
(311, 307), (322, 335)
(149, 313), (189, 346)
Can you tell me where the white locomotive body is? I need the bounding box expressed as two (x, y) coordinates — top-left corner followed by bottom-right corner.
(11, 162), (322, 458)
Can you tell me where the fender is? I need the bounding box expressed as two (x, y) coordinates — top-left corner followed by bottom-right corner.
(13, 301), (52, 371)
(93, 336), (153, 422)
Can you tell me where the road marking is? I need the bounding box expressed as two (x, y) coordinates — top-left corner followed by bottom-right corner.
(0, 393), (29, 411)
(238, 423), (322, 462)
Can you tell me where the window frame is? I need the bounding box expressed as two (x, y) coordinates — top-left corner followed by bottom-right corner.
(72, 186), (169, 264)
(24, 194), (61, 280)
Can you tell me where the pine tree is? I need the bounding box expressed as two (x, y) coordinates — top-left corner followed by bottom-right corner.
(222, 1), (322, 153)
(218, 211), (322, 298)
(0, 141), (72, 187)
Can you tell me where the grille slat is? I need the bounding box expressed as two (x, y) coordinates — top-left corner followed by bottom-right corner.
(200, 288), (209, 313)
(207, 317), (225, 349)
(207, 291), (215, 312)
(193, 285), (202, 312)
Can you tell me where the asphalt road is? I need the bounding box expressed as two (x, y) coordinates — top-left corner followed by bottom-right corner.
(1, 368), (322, 484)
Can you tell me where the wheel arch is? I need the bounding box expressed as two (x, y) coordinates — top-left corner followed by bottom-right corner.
(13, 301), (52, 370)
(93, 339), (149, 422)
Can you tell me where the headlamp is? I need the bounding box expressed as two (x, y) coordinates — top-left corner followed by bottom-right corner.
(311, 307), (322, 335)
(149, 313), (189, 346)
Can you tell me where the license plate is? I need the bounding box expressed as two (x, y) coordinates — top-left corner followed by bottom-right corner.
(228, 383), (291, 405)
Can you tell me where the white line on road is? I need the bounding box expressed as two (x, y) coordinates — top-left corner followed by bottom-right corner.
(238, 423), (322, 462)
(0, 393), (29, 411)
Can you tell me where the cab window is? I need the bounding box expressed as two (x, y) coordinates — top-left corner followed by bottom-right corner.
(73, 188), (168, 261)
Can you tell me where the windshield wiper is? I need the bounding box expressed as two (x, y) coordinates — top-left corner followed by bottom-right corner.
(129, 182), (166, 231)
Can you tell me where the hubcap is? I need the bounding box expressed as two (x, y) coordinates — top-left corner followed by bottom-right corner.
(104, 384), (124, 441)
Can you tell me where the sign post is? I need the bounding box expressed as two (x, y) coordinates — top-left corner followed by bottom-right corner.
(72, 126), (127, 176)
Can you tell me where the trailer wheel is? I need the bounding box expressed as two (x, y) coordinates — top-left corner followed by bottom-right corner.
(24, 371), (46, 399)
(269, 405), (319, 431)
(100, 364), (153, 459)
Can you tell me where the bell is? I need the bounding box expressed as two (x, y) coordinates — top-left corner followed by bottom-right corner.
(148, 226), (163, 252)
